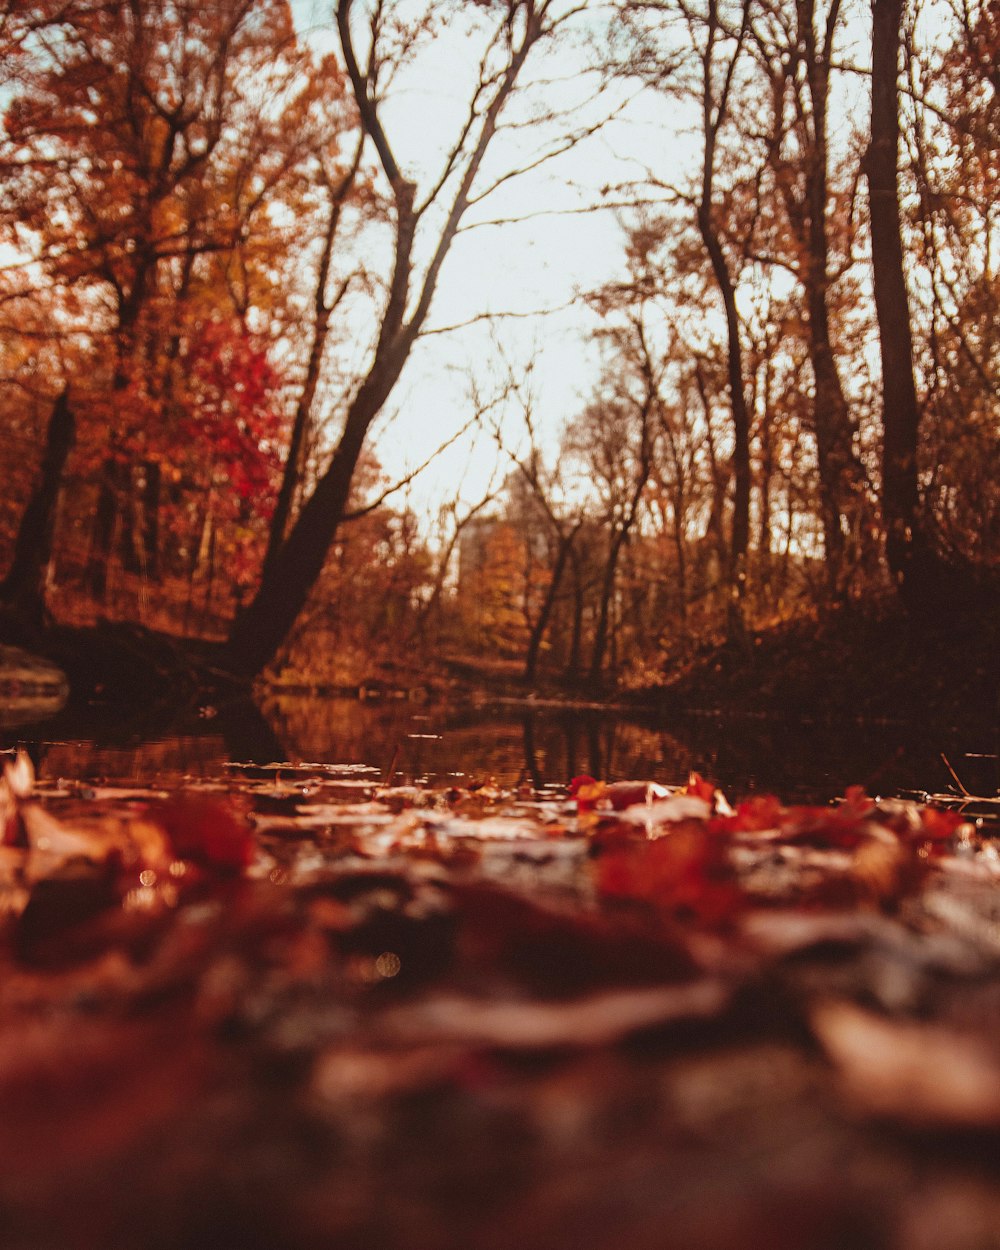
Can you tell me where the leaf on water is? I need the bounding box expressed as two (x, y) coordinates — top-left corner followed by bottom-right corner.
(380, 980), (730, 1052)
(812, 1000), (1000, 1129)
(594, 827), (743, 927)
(152, 795), (254, 871)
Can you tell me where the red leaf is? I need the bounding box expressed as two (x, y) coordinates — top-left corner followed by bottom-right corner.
(917, 805), (965, 843)
(685, 772), (717, 805)
(569, 775), (605, 813)
(153, 796), (253, 872)
(596, 827), (743, 927)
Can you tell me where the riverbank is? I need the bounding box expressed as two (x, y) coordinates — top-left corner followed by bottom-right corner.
(2, 602), (996, 749)
(642, 604), (998, 739)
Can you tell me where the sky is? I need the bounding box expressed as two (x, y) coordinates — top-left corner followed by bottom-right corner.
(284, 0), (878, 528)
(287, 0), (678, 517)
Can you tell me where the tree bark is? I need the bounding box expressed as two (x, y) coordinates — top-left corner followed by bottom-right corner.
(698, 206), (752, 633)
(564, 548), (585, 686)
(695, 0), (752, 637)
(227, 354), (400, 674)
(864, 0), (998, 618)
(1, 389), (74, 624)
(867, 0), (922, 592)
(800, 0), (869, 592)
(86, 457), (126, 600)
(524, 522), (579, 684)
(261, 143), (362, 583)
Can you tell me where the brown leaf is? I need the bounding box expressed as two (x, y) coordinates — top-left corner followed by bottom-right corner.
(812, 1000), (1000, 1128)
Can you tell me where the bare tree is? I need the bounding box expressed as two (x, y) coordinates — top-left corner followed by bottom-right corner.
(747, 0), (872, 595)
(685, 0), (754, 635)
(566, 310), (661, 683)
(228, 0), (605, 675)
(866, 0), (924, 602)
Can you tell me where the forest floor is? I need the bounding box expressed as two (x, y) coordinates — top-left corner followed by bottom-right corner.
(0, 603), (998, 1249)
(1, 752), (1000, 1250)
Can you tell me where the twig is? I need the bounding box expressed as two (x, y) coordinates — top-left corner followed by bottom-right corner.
(940, 753), (970, 797)
(383, 742), (401, 789)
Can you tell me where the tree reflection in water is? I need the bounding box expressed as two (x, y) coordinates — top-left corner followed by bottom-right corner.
(5, 692), (992, 804)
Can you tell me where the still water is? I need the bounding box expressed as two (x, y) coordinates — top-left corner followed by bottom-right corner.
(2, 692), (995, 806)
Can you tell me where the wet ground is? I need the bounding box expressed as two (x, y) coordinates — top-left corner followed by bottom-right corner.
(1, 754), (999, 1250)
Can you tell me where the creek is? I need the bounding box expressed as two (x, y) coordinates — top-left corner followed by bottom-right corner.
(1, 690), (995, 808)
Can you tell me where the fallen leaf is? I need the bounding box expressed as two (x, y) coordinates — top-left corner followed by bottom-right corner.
(812, 1000), (1000, 1128)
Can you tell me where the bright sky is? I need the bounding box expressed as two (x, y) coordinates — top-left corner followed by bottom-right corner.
(286, 0), (875, 524)
(288, 0), (678, 516)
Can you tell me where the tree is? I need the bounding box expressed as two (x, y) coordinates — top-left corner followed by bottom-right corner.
(867, 0), (932, 605)
(259, 67), (368, 582)
(481, 359), (584, 683)
(0, 0), (344, 615)
(0, 389), (74, 624)
(685, 0), (754, 635)
(565, 335), (660, 684)
(227, 0), (605, 676)
(613, 0), (756, 635)
(746, 0), (873, 594)
(900, 0), (999, 573)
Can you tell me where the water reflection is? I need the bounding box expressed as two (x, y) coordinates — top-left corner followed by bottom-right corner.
(259, 694), (697, 789)
(3, 691), (994, 804)
(32, 733), (231, 785)
(260, 694), (994, 802)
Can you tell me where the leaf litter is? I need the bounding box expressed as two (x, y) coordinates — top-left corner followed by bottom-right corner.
(1, 752), (999, 1248)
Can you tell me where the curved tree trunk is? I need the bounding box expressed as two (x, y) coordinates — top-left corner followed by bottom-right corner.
(227, 348), (406, 675)
(226, 0), (546, 676)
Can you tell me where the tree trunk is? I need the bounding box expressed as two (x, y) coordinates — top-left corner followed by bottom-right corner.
(589, 525), (630, 685)
(524, 523), (579, 684)
(799, 0), (870, 594)
(521, 714), (543, 788)
(226, 358), (399, 674)
(867, 0), (922, 595)
(564, 549), (585, 686)
(261, 316), (326, 584)
(260, 160), (354, 582)
(697, 209), (752, 634)
(672, 497), (688, 630)
(86, 457), (125, 600)
(121, 460), (161, 579)
(1, 389), (74, 624)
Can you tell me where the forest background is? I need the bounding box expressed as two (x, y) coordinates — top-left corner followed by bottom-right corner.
(0, 0), (996, 717)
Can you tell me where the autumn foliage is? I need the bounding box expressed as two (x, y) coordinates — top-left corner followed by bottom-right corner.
(0, 0), (996, 683)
